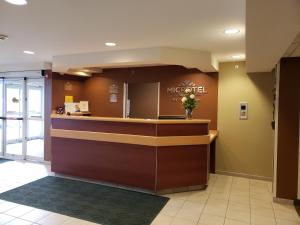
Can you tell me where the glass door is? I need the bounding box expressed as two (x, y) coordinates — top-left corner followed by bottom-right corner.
(0, 77), (44, 161)
(26, 79), (44, 160)
(4, 79), (25, 159)
(0, 79), (3, 157)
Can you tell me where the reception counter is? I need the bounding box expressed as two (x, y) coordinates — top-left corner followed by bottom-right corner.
(50, 114), (217, 193)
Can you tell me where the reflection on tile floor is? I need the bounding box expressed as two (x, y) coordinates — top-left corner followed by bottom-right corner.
(0, 160), (299, 225)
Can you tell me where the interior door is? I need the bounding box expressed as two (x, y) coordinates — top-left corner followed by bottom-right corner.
(4, 79), (25, 159)
(127, 82), (160, 119)
(26, 79), (44, 160)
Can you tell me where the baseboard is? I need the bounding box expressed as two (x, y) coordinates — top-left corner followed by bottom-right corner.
(273, 197), (294, 205)
(215, 170), (273, 181)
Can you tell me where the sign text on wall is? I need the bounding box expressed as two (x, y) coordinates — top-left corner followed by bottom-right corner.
(167, 80), (207, 101)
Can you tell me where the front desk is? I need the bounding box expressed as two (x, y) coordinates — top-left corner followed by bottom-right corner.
(51, 114), (217, 193)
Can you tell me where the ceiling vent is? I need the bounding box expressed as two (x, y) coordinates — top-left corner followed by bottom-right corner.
(0, 34), (8, 41)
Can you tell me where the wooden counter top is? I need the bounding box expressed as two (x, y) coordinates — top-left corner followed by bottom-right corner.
(51, 114), (210, 124)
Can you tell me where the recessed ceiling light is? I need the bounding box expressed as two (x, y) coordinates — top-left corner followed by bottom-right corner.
(23, 50), (35, 55)
(0, 34), (8, 41)
(5, 0), (27, 5)
(224, 28), (240, 35)
(232, 54), (245, 59)
(105, 42), (117, 47)
(75, 71), (91, 77)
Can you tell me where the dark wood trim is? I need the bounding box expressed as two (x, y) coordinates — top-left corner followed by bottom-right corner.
(276, 57), (300, 200)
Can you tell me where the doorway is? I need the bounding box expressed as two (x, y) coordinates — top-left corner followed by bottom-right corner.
(0, 78), (44, 161)
(125, 82), (160, 119)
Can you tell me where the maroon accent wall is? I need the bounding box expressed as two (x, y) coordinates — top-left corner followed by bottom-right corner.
(51, 118), (209, 136)
(51, 137), (210, 192)
(52, 138), (157, 190)
(276, 57), (300, 199)
(52, 65), (219, 129)
(52, 118), (157, 136)
(157, 145), (209, 190)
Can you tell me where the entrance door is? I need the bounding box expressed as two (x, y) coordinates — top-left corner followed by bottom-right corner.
(4, 79), (25, 159)
(0, 78), (44, 161)
(26, 79), (44, 160)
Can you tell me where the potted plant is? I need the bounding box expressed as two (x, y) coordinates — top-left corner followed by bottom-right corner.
(181, 88), (197, 119)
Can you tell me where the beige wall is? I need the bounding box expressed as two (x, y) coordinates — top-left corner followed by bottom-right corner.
(217, 61), (274, 179)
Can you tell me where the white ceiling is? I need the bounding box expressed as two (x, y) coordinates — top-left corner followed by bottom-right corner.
(284, 32), (300, 57)
(246, 0), (300, 73)
(0, 0), (245, 70)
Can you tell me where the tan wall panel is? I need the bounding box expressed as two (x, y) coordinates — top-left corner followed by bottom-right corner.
(217, 61), (274, 178)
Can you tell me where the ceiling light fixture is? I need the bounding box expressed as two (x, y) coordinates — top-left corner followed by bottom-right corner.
(232, 54), (245, 59)
(105, 42), (117, 47)
(23, 50), (35, 55)
(75, 71), (91, 77)
(0, 34), (8, 41)
(224, 28), (240, 35)
(5, 0), (27, 5)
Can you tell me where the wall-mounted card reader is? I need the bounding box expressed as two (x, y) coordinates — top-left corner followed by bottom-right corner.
(240, 102), (248, 120)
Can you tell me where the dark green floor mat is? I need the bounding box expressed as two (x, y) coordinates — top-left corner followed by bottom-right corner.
(0, 176), (169, 225)
(0, 158), (12, 164)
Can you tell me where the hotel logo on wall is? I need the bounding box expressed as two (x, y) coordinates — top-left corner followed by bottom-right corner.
(167, 80), (207, 101)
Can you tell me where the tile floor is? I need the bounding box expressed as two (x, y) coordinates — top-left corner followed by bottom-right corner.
(0, 160), (299, 225)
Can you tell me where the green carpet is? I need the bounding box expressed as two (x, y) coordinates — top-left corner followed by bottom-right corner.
(0, 158), (12, 164)
(0, 176), (168, 225)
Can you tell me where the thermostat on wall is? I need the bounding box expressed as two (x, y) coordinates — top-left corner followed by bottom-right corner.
(240, 102), (248, 120)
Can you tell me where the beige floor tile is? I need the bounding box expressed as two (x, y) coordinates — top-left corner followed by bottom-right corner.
(198, 213), (224, 225)
(20, 208), (51, 223)
(0, 213), (15, 225)
(274, 209), (300, 222)
(224, 218), (249, 225)
(62, 218), (91, 225)
(209, 192), (230, 201)
(227, 202), (250, 212)
(183, 201), (205, 211)
(5, 218), (32, 225)
(226, 208), (250, 223)
(229, 194), (250, 204)
(37, 213), (71, 225)
(250, 199), (273, 209)
(165, 199), (185, 208)
(165, 192), (191, 201)
(151, 214), (174, 225)
(0, 201), (19, 213)
(250, 214), (276, 225)
(187, 194), (208, 204)
(250, 192), (273, 202)
(171, 217), (197, 225)
(250, 206), (274, 217)
(5, 204), (35, 217)
(175, 208), (201, 223)
(273, 202), (297, 211)
(202, 205), (227, 217)
(160, 204), (181, 217)
(276, 219), (300, 225)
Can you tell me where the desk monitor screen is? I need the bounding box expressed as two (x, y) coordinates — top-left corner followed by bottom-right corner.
(158, 115), (186, 120)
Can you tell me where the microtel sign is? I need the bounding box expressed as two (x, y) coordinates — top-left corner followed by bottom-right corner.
(167, 80), (207, 101)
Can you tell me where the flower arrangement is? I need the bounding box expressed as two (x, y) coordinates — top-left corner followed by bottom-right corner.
(181, 88), (197, 119)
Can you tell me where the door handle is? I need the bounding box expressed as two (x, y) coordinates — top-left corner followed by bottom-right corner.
(0, 117), (23, 120)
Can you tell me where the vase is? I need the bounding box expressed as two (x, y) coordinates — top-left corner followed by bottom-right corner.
(185, 108), (193, 119)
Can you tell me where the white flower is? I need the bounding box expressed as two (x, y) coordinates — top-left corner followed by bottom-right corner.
(190, 94), (195, 99)
(185, 88), (191, 93)
(181, 97), (187, 103)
